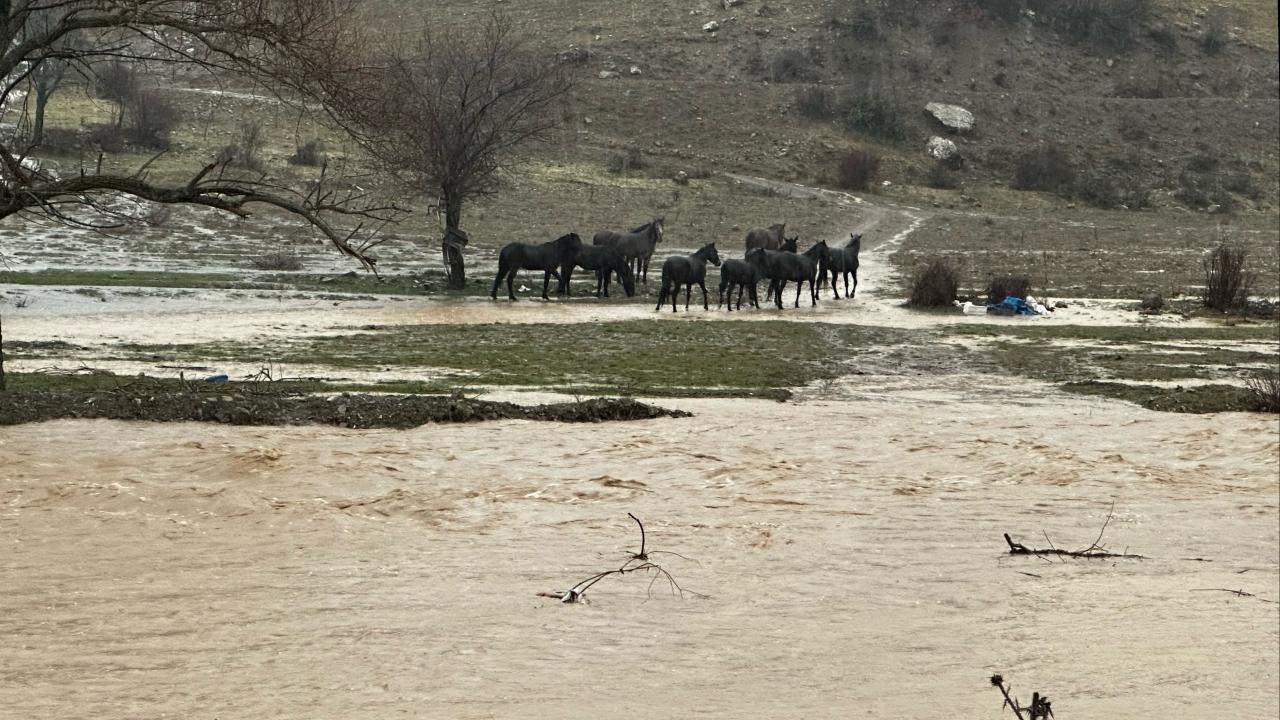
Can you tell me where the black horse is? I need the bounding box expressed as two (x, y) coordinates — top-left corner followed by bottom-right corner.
(491, 232), (582, 301)
(558, 245), (636, 298)
(763, 235), (799, 302)
(748, 239), (829, 309)
(718, 258), (760, 311)
(655, 242), (722, 312)
(826, 233), (862, 299)
(593, 218), (664, 283)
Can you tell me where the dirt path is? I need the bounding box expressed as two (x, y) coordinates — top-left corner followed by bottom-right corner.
(2, 385), (1276, 719)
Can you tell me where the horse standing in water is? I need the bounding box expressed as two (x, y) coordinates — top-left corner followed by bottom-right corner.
(718, 258), (760, 311)
(655, 243), (722, 312)
(825, 233), (862, 299)
(491, 233), (582, 301)
(743, 222), (786, 252)
(592, 218), (664, 283)
(748, 239), (829, 309)
(558, 245), (636, 298)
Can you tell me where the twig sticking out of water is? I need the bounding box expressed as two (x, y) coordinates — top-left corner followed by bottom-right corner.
(1192, 588), (1276, 603)
(1004, 502), (1146, 560)
(990, 675), (1054, 720)
(538, 514), (700, 604)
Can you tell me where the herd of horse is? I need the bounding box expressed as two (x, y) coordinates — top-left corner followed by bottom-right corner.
(490, 218), (862, 313)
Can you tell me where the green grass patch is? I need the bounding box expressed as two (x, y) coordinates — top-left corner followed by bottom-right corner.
(1063, 381), (1260, 413)
(113, 321), (911, 398)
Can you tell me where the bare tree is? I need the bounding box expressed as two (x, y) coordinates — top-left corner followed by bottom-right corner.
(321, 11), (573, 287)
(0, 0), (395, 269)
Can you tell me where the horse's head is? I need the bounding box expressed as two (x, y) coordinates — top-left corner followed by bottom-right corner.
(806, 239), (830, 262)
(557, 232), (583, 251)
(770, 222), (786, 239)
(703, 242), (722, 267)
(618, 260), (637, 297)
(849, 233), (863, 252)
(653, 217), (665, 243)
(781, 235), (799, 253)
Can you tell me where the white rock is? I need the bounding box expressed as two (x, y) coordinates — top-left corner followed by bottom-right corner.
(926, 136), (959, 161)
(598, 70), (620, 79)
(630, 65), (642, 75)
(925, 102), (975, 131)
(703, 20), (720, 32)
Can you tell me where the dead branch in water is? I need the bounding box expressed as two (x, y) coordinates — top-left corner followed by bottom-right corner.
(990, 675), (1054, 720)
(1004, 502), (1146, 560)
(538, 514), (702, 604)
(1191, 588), (1277, 603)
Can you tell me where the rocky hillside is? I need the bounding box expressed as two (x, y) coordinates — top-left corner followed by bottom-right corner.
(387, 0), (1278, 213)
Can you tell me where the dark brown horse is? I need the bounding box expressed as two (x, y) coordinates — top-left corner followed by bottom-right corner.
(744, 222), (786, 252)
(655, 243), (722, 312)
(593, 218), (664, 283)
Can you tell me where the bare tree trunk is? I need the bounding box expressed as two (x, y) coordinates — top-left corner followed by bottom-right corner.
(31, 86), (50, 146)
(443, 190), (466, 290)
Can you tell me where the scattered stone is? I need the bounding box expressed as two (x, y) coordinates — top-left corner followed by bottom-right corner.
(598, 70), (620, 80)
(722, 0), (743, 7)
(629, 65), (642, 76)
(925, 102), (975, 132)
(558, 47), (589, 64)
(1188, 67), (1205, 79)
(702, 20), (720, 32)
(672, 170), (690, 185)
(926, 136), (959, 161)
(1054, 301), (1068, 309)
(1141, 292), (1164, 312)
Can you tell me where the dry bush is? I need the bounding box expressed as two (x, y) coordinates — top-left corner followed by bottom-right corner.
(127, 89), (181, 149)
(1077, 171), (1151, 210)
(1200, 8), (1229, 54)
(795, 86), (836, 120)
(1201, 244), (1253, 311)
(839, 90), (907, 141)
(770, 47), (819, 82)
(288, 140), (327, 167)
(1246, 370), (1280, 413)
(1012, 144), (1075, 193)
(836, 148), (880, 191)
(250, 252), (304, 271)
(927, 162), (961, 189)
(1028, 0), (1150, 47)
(606, 145), (647, 174)
(986, 274), (1031, 303)
(909, 256), (960, 307)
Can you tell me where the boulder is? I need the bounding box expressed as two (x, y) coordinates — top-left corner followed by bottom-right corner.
(926, 136), (958, 161)
(723, 0), (743, 7)
(629, 65), (642, 76)
(558, 47), (589, 64)
(702, 20), (720, 32)
(672, 170), (690, 185)
(925, 102), (975, 132)
(598, 70), (620, 80)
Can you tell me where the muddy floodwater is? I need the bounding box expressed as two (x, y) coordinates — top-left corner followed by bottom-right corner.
(2, 382), (1276, 718)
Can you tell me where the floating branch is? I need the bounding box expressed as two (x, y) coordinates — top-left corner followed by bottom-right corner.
(1004, 502), (1146, 560)
(1192, 588), (1276, 603)
(990, 674), (1054, 720)
(538, 514), (701, 604)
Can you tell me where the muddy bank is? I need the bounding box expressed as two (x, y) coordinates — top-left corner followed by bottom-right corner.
(0, 388), (687, 427)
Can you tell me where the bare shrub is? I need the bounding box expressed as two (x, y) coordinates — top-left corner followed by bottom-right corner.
(795, 86), (835, 120)
(1027, 0), (1150, 47)
(1200, 8), (1229, 54)
(839, 90), (907, 141)
(288, 140), (327, 166)
(1077, 171), (1151, 209)
(909, 256), (960, 307)
(127, 89), (180, 149)
(974, 0), (1023, 22)
(1201, 244), (1253, 311)
(836, 148), (880, 191)
(770, 47), (819, 82)
(606, 145), (647, 174)
(1246, 370), (1280, 413)
(94, 61), (137, 118)
(236, 121), (266, 170)
(986, 274), (1031, 303)
(1012, 144), (1075, 193)
(250, 252), (304, 271)
(926, 162), (961, 189)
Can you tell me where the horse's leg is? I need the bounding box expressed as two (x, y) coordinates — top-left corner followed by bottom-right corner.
(700, 281), (709, 311)
(831, 269), (841, 299)
(794, 278), (802, 308)
(851, 268), (858, 298)
(506, 268), (517, 301)
(683, 282), (691, 311)
(773, 280), (784, 309)
(491, 262), (504, 300)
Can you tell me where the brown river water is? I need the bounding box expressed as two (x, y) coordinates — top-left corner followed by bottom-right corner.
(2, 380), (1277, 719)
